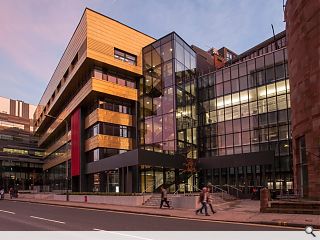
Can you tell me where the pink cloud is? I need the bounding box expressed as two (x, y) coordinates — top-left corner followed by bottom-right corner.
(0, 0), (88, 82)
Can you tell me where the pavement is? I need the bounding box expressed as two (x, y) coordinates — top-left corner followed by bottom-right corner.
(2, 195), (319, 229)
(0, 199), (301, 231)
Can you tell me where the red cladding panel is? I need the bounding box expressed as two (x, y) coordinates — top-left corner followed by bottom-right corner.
(71, 108), (81, 176)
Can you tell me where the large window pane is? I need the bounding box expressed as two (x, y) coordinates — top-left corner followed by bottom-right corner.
(153, 116), (163, 143)
(175, 42), (184, 64)
(231, 65), (238, 79)
(239, 76), (248, 90)
(224, 81), (231, 95)
(223, 68), (231, 81)
(162, 87), (174, 113)
(152, 47), (161, 67)
(163, 61), (173, 87)
(231, 78), (239, 92)
(161, 41), (172, 62)
(163, 113), (175, 141)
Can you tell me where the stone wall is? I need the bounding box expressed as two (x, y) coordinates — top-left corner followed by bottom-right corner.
(286, 0), (320, 199)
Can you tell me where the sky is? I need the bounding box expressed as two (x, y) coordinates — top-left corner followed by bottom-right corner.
(0, 0), (286, 106)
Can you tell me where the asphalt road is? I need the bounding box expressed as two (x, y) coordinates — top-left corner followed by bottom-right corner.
(0, 200), (297, 231)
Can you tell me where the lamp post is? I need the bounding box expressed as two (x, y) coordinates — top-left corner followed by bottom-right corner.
(45, 114), (69, 201)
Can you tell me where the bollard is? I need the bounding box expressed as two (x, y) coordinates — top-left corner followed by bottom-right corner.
(84, 195), (87, 203)
(260, 188), (269, 212)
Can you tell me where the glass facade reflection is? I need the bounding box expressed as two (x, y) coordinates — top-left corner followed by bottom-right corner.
(198, 48), (292, 191)
(140, 33), (197, 158)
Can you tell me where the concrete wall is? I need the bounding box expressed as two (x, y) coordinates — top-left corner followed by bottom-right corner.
(18, 193), (198, 209)
(171, 196), (198, 209)
(18, 193), (54, 200)
(53, 194), (150, 206)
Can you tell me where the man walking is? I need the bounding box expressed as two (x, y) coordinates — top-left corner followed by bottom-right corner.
(160, 186), (171, 209)
(195, 187), (210, 216)
(206, 186), (216, 214)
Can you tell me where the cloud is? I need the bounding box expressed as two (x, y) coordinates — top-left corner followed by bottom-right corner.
(0, 0), (88, 81)
(0, 0), (285, 104)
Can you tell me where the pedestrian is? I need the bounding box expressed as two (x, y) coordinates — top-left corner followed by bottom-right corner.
(159, 186), (171, 209)
(206, 186), (216, 214)
(195, 187), (210, 216)
(0, 187), (4, 200)
(9, 187), (14, 199)
(251, 187), (258, 200)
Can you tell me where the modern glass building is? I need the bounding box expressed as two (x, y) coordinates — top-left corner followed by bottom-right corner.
(32, 8), (294, 197)
(139, 32), (198, 192)
(0, 97), (43, 191)
(197, 31), (291, 195)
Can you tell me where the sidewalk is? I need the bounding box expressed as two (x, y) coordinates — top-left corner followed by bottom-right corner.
(8, 196), (320, 229)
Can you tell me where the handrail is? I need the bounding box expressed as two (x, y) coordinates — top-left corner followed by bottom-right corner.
(222, 184), (243, 198)
(212, 185), (227, 193)
(142, 177), (163, 204)
(223, 184), (243, 192)
(173, 186), (181, 195)
(143, 177), (164, 194)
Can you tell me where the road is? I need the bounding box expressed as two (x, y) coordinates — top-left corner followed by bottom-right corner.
(0, 200), (298, 231)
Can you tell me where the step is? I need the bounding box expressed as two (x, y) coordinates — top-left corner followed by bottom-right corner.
(263, 207), (320, 215)
(270, 201), (320, 210)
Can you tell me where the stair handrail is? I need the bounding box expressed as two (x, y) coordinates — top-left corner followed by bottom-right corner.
(173, 185), (181, 195)
(222, 184), (243, 198)
(212, 185), (228, 193)
(212, 185), (228, 200)
(142, 177), (163, 204)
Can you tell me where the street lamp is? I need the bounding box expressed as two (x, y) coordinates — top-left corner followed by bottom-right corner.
(45, 114), (69, 201)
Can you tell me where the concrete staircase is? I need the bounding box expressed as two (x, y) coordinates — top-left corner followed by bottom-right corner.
(143, 194), (175, 207)
(263, 200), (320, 215)
(211, 192), (237, 202)
(143, 192), (236, 207)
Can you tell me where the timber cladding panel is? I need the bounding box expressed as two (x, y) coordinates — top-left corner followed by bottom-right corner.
(43, 152), (71, 170)
(86, 9), (155, 75)
(35, 14), (87, 121)
(46, 133), (71, 157)
(39, 78), (137, 146)
(85, 108), (133, 129)
(92, 78), (138, 100)
(85, 134), (132, 152)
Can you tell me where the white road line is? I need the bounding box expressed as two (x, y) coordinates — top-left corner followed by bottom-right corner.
(0, 209), (15, 214)
(29, 215), (65, 224)
(23, 202), (302, 230)
(93, 229), (153, 240)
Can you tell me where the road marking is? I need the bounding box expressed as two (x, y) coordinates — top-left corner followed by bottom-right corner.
(0, 209), (15, 214)
(19, 201), (302, 230)
(93, 229), (153, 240)
(30, 215), (65, 224)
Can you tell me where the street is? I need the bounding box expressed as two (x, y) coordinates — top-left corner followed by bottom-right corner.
(0, 200), (298, 231)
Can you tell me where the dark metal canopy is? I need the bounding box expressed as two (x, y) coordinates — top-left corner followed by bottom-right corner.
(198, 151), (274, 169)
(86, 149), (186, 174)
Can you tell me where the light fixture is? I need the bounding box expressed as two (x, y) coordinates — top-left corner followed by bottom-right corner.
(146, 101), (150, 104)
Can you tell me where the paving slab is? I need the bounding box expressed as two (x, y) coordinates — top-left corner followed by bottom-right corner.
(6, 196), (320, 229)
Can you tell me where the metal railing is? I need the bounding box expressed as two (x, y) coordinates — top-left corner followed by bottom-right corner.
(142, 178), (163, 204)
(212, 185), (228, 200)
(223, 184), (243, 199)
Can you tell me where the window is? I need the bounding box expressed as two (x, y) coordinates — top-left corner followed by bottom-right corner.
(114, 48), (137, 65)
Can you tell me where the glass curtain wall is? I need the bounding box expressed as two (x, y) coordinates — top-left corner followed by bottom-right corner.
(140, 33), (197, 158)
(140, 33), (197, 192)
(198, 48), (292, 191)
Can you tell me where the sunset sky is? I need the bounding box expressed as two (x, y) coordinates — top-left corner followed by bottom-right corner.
(0, 0), (286, 105)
